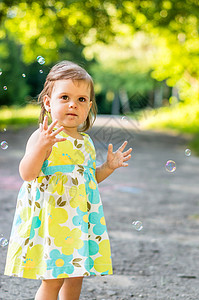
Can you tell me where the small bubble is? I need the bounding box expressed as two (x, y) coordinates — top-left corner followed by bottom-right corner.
(132, 221), (143, 231)
(0, 69), (2, 75)
(39, 69), (43, 74)
(185, 149), (191, 157)
(22, 73), (26, 78)
(0, 237), (9, 247)
(1, 141), (8, 150)
(121, 116), (129, 124)
(165, 160), (176, 172)
(4, 128), (6, 131)
(37, 56), (45, 65)
(3, 86), (7, 90)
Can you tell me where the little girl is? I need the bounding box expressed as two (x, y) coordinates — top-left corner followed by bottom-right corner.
(4, 60), (132, 300)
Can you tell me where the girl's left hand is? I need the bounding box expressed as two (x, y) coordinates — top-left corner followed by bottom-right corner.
(106, 141), (132, 171)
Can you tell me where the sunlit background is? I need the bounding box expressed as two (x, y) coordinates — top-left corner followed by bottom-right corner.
(0, 0), (199, 152)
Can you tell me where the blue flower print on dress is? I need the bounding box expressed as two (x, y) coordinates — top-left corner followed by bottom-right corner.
(84, 173), (100, 204)
(10, 214), (22, 236)
(78, 240), (99, 273)
(35, 188), (40, 201)
(87, 154), (93, 168)
(87, 183), (100, 204)
(78, 240), (99, 257)
(18, 184), (26, 199)
(47, 249), (74, 278)
(4, 132), (113, 279)
(72, 207), (88, 233)
(89, 205), (107, 235)
(84, 257), (94, 273)
(29, 216), (41, 240)
(43, 160), (48, 169)
(15, 214), (22, 227)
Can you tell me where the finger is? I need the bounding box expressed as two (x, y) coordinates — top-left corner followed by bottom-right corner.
(108, 143), (113, 152)
(51, 126), (65, 137)
(39, 123), (43, 132)
(123, 154), (131, 161)
(123, 148), (133, 156)
(55, 137), (67, 143)
(43, 115), (48, 131)
(47, 119), (58, 133)
(122, 163), (128, 167)
(118, 141), (128, 152)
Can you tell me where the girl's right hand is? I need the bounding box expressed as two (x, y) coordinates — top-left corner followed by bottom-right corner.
(19, 116), (67, 181)
(38, 116), (66, 151)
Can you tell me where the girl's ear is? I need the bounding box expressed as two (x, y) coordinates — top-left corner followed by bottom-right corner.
(43, 95), (51, 112)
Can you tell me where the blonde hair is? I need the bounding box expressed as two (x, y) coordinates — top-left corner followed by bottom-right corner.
(38, 60), (97, 132)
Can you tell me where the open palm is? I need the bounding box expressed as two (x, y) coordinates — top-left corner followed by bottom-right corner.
(106, 141), (132, 170)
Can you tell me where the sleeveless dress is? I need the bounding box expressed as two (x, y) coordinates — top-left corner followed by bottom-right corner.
(4, 131), (113, 279)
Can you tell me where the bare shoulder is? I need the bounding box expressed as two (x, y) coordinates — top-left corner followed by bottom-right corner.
(25, 128), (40, 155)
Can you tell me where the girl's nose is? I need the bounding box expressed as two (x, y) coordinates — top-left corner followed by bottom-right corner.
(68, 100), (77, 108)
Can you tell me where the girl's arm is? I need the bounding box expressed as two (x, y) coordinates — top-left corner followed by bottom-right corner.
(19, 117), (66, 181)
(95, 141), (132, 184)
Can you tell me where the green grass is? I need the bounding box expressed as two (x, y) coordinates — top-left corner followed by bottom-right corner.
(137, 102), (199, 155)
(139, 103), (199, 134)
(189, 134), (199, 156)
(0, 104), (40, 130)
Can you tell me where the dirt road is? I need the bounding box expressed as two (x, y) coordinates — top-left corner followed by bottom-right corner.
(0, 115), (199, 300)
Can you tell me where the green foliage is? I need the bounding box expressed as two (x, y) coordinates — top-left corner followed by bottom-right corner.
(190, 135), (199, 156)
(0, 0), (198, 118)
(0, 104), (40, 130)
(0, 34), (91, 106)
(140, 102), (199, 155)
(141, 102), (199, 134)
(2, 1), (117, 63)
(0, 37), (30, 106)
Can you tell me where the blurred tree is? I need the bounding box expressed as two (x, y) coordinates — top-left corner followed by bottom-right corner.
(0, 35), (91, 105)
(0, 0), (198, 107)
(0, 36), (30, 105)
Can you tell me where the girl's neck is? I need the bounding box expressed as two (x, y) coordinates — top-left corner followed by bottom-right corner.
(62, 128), (83, 139)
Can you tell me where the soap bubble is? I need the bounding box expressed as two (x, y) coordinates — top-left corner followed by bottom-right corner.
(3, 86), (7, 90)
(0, 237), (9, 247)
(0, 68), (2, 75)
(132, 221), (143, 231)
(39, 69), (43, 74)
(37, 56), (45, 65)
(4, 128), (6, 131)
(1, 141), (8, 150)
(121, 116), (129, 124)
(165, 160), (176, 172)
(22, 73), (26, 78)
(185, 149), (191, 157)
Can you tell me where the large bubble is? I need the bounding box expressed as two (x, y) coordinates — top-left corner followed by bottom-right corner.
(165, 160), (176, 173)
(132, 220), (143, 231)
(37, 56), (45, 65)
(1, 141), (8, 150)
(185, 149), (191, 157)
(0, 237), (9, 247)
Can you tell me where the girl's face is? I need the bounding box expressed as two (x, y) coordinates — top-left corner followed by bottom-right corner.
(44, 79), (92, 131)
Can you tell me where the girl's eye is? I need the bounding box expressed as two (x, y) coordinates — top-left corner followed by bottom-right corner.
(61, 95), (69, 100)
(79, 97), (86, 102)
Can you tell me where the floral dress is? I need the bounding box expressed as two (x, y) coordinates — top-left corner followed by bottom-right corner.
(4, 131), (113, 279)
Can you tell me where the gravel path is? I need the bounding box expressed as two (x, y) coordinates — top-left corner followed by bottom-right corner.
(0, 115), (199, 300)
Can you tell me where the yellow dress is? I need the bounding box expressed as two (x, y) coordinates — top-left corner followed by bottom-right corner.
(4, 131), (113, 279)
